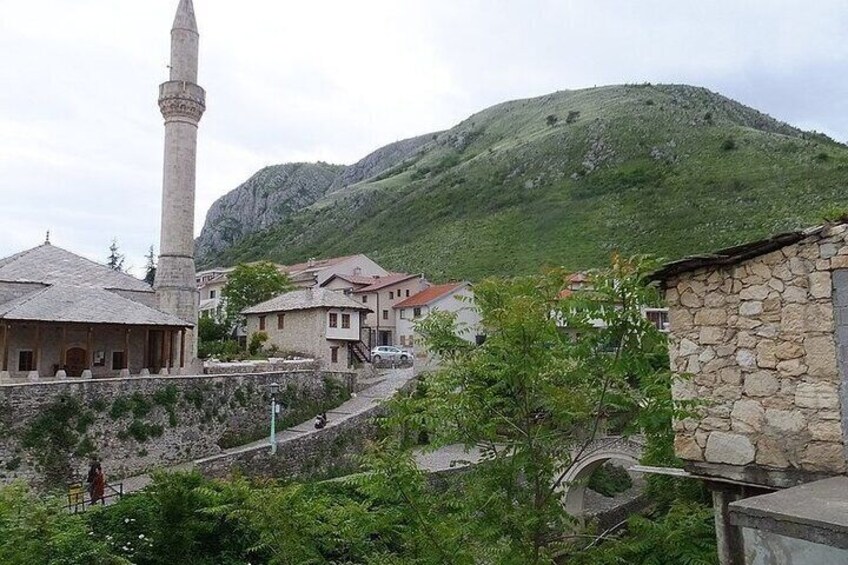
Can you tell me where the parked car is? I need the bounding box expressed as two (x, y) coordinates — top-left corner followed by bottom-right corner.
(370, 346), (411, 363)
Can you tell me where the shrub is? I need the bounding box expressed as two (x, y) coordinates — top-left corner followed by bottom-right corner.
(566, 110), (581, 124)
(587, 462), (633, 497)
(248, 332), (268, 356)
(545, 114), (558, 126)
(721, 136), (736, 151)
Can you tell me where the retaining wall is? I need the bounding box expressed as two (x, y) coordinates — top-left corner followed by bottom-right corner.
(0, 370), (355, 488)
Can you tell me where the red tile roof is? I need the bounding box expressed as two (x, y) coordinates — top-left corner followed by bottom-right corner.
(352, 273), (420, 293)
(393, 283), (465, 309)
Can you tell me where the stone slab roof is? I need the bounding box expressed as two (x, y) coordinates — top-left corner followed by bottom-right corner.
(242, 288), (371, 315)
(0, 243), (153, 292)
(649, 225), (831, 282)
(0, 284), (190, 326)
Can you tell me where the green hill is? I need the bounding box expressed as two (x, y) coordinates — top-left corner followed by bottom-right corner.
(197, 84), (848, 280)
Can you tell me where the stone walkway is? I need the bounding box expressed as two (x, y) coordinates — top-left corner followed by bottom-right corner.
(117, 368), (414, 496)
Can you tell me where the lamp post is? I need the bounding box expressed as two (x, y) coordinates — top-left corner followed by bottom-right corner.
(269, 382), (279, 454)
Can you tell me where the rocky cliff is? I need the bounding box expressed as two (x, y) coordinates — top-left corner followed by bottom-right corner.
(196, 84), (848, 280)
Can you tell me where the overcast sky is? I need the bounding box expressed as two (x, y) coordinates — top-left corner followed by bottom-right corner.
(2, 0), (847, 275)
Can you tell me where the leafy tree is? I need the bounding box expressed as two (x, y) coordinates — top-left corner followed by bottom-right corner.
(379, 256), (677, 563)
(223, 262), (293, 326)
(144, 245), (157, 286)
(107, 239), (125, 272)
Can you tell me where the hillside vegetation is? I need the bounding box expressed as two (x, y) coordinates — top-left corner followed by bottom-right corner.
(197, 84), (848, 280)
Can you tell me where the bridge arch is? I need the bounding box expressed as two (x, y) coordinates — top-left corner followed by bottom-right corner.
(558, 436), (644, 517)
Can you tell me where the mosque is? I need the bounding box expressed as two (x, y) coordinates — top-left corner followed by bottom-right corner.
(0, 0), (204, 380)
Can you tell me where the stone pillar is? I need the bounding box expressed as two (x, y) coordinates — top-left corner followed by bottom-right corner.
(0, 323), (9, 381)
(710, 483), (746, 565)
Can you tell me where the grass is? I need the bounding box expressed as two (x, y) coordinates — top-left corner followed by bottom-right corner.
(199, 84), (848, 280)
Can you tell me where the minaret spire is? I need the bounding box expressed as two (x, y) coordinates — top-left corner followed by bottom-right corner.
(154, 0), (206, 373)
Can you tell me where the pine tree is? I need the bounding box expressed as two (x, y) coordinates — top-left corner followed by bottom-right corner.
(144, 245), (157, 286)
(106, 239), (125, 272)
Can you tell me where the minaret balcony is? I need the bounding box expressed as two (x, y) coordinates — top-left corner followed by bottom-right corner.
(158, 80), (206, 123)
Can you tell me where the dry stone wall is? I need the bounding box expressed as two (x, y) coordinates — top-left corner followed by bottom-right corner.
(0, 370), (354, 488)
(667, 224), (848, 476)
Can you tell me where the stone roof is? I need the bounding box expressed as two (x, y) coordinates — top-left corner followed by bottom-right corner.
(0, 284), (190, 326)
(393, 283), (467, 309)
(242, 288), (372, 315)
(649, 224), (829, 282)
(0, 243), (153, 292)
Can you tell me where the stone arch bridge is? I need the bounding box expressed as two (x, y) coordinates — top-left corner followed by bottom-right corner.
(559, 435), (645, 516)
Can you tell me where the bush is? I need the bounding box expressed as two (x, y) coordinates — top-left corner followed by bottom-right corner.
(566, 110), (581, 124)
(587, 462), (633, 497)
(721, 136), (736, 151)
(248, 332), (268, 356)
(545, 114), (558, 126)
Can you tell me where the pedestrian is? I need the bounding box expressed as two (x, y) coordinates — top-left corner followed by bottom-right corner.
(314, 412), (327, 429)
(87, 460), (105, 506)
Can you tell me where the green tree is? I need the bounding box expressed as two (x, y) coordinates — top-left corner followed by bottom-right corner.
(144, 245), (157, 286)
(223, 262), (293, 326)
(380, 256), (677, 563)
(106, 239), (125, 272)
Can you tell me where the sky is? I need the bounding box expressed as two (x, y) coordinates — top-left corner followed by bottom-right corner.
(1, 0), (847, 276)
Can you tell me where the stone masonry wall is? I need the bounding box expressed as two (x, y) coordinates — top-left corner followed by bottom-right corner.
(195, 401), (382, 481)
(667, 224), (848, 476)
(0, 370), (354, 488)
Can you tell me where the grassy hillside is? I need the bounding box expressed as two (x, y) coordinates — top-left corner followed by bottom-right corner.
(199, 84), (848, 281)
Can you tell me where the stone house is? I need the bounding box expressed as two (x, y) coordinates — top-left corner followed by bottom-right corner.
(653, 221), (848, 564)
(0, 243), (192, 381)
(242, 287), (371, 369)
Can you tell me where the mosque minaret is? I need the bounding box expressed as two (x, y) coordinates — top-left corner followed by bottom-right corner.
(154, 0), (205, 371)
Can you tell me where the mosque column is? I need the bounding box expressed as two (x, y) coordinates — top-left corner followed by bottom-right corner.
(0, 323), (9, 380)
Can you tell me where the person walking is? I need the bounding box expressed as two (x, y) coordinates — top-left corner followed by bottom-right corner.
(87, 460), (105, 506)
(314, 412), (327, 429)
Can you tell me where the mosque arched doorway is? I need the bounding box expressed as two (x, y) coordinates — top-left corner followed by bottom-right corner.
(66, 347), (87, 377)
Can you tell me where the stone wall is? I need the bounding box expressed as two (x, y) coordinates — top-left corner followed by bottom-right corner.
(0, 370), (354, 488)
(195, 401), (382, 481)
(666, 223), (848, 479)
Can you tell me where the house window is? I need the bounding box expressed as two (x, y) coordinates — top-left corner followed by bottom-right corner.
(362, 295), (368, 303)
(112, 351), (125, 370)
(382, 309), (389, 320)
(277, 313), (285, 329)
(18, 350), (34, 372)
(645, 309), (670, 332)
(93, 351), (105, 367)
(413, 307), (422, 318)
(341, 314), (351, 329)
(210, 289), (217, 299)
(400, 309), (406, 320)
(259, 316), (266, 331)
(329, 313), (338, 328)
(389, 291), (394, 299)
(331, 346), (339, 363)
(406, 290), (410, 297)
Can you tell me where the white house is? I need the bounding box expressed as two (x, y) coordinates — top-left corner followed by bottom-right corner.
(393, 282), (482, 369)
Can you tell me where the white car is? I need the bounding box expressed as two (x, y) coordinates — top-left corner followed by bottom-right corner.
(370, 346), (411, 362)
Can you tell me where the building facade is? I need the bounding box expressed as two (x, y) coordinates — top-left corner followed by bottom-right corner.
(654, 221), (848, 564)
(394, 282), (482, 352)
(351, 274), (430, 347)
(242, 288), (371, 369)
(0, 244), (191, 381)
